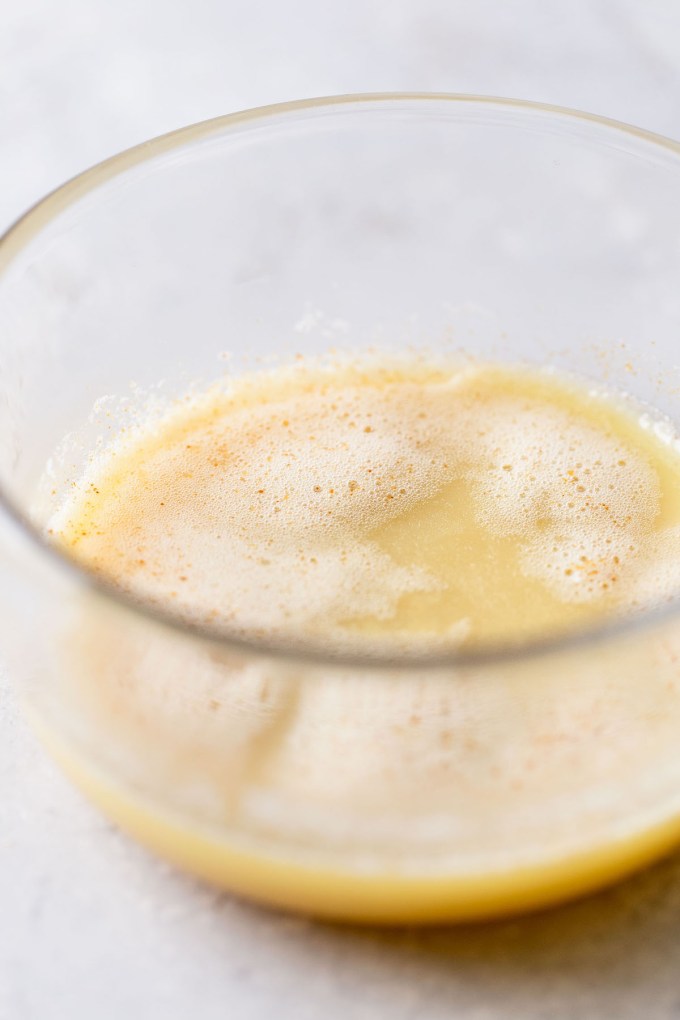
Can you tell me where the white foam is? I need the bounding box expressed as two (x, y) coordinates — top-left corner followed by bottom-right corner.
(457, 397), (661, 605)
(52, 370), (476, 641)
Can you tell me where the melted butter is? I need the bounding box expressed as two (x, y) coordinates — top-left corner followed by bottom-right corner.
(50, 360), (680, 650)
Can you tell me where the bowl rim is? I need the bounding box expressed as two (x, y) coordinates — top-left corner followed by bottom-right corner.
(2, 91), (680, 671)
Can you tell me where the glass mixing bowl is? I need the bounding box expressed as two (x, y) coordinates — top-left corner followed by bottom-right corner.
(3, 94), (680, 924)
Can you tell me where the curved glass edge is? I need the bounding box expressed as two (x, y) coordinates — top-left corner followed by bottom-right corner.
(1, 92), (680, 671)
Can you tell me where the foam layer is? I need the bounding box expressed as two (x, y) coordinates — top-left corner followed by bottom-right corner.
(48, 360), (680, 649)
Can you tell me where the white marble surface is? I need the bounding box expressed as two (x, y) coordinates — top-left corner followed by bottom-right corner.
(5, 2), (680, 1017)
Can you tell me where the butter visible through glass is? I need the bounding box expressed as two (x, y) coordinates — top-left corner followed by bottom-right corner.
(41, 357), (680, 921)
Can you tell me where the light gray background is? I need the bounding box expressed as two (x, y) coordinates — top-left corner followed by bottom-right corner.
(4, 2), (680, 1017)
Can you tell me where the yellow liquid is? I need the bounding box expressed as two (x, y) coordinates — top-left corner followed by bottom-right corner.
(43, 359), (680, 922)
